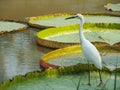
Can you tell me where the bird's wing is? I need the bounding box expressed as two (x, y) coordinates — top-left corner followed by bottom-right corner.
(82, 40), (102, 69)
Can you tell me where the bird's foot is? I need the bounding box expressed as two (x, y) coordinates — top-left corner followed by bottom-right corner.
(97, 81), (104, 87)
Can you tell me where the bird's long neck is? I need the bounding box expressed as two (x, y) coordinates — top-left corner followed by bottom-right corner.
(79, 20), (85, 43)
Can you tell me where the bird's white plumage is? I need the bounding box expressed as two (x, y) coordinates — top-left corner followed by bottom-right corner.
(66, 14), (102, 70)
(78, 14), (102, 70)
(65, 14), (103, 86)
(82, 39), (102, 69)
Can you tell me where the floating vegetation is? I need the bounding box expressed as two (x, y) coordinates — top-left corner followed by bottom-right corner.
(0, 20), (28, 35)
(37, 24), (120, 48)
(40, 45), (120, 72)
(0, 68), (120, 90)
(28, 13), (120, 28)
(104, 3), (120, 12)
(1, 13), (120, 90)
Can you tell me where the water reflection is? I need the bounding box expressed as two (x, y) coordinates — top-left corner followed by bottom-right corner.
(0, 28), (50, 84)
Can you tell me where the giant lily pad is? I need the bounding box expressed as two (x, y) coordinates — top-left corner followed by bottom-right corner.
(0, 20), (28, 35)
(104, 3), (120, 12)
(28, 13), (120, 28)
(0, 68), (120, 90)
(40, 45), (120, 72)
(37, 24), (120, 48)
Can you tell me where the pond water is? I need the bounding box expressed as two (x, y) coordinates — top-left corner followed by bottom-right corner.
(0, 0), (120, 85)
(0, 28), (52, 84)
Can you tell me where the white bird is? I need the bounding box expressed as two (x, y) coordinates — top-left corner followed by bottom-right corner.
(65, 14), (104, 86)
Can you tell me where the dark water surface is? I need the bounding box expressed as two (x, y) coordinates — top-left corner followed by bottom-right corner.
(0, 28), (49, 83)
(0, 0), (120, 84)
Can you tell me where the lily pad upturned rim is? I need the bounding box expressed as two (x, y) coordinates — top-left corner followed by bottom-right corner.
(28, 12), (120, 28)
(36, 23), (120, 48)
(0, 19), (28, 35)
(40, 45), (120, 71)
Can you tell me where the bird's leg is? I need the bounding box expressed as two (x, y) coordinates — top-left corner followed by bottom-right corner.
(97, 69), (104, 87)
(86, 62), (92, 86)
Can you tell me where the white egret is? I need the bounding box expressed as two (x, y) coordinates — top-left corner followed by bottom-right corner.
(65, 14), (104, 86)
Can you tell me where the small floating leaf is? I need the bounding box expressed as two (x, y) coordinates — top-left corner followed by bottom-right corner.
(0, 20), (28, 35)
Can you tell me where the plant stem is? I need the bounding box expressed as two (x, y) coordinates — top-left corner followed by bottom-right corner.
(114, 58), (118, 90)
(77, 76), (81, 90)
(114, 71), (117, 90)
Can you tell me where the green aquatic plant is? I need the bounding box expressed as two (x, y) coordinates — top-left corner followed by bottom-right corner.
(0, 68), (120, 90)
(37, 23), (120, 48)
(0, 71), (41, 90)
(0, 54), (120, 90)
(84, 23), (120, 30)
(28, 13), (120, 28)
(45, 68), (59, 77)
(40, 45), (120, 73)
(0, 20), (28, 35)
(29, 13), (71, 22)
(37, 23), (120, 39)
(113, 57), (119, 90)
(104, 3), (120, 12)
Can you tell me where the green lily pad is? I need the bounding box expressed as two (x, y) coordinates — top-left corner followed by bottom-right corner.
(28, 13), (120, 28)
(0, 20), (28, 35)
(40, 45), (120, 71)
(0, 69), (120, 90)
(37, 24), (120, 48)
(104, 3), (120, 12)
